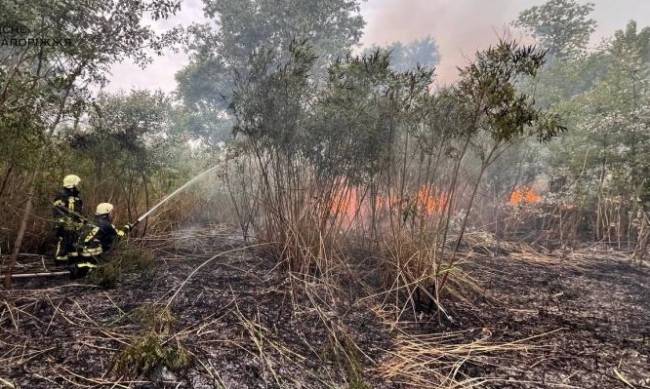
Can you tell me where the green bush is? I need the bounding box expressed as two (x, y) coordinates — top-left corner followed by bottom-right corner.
(89, 244), (155, 289)
(112, 333), (190, 377)
(113, 304), (190, 378)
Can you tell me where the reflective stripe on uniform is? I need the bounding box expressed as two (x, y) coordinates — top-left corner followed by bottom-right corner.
(76, 262), (97, 269)
(68, 197), (75, 212)
(55, 238), (68, 260)
(82, 246), (103, 257)
(84, 227), (100, 242)
(55, 238), (63, 257)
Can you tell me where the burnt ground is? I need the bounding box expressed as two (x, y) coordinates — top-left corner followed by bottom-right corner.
(0, 227), (648, 388)
(454, 248), (650, 388)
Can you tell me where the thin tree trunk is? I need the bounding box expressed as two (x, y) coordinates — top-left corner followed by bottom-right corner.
(4, 170), (36, 288)
(453, 162), (488, 255)
(4, 58), (81, 287)
(141, 173), (150, 237)
(634, 210), (649, 263)
(0, 163), (14, 200)
(439, 143), (498, 294)
(437, 134), (471, 262)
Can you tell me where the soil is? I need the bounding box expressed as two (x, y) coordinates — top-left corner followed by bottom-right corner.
(0, 226), (648, 388)
(456, 248), (650, 388)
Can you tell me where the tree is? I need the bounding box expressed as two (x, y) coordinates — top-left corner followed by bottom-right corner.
(514, 0), (597, 58)
(176, 0), (365, 143)
(69, 90), (179, 224)
(227, 38), (565, 283)
(307, 50), (433, 184)
(365, 36), (440, 72)
(448, 40), (565, 257)
(0, 0), (180, 287)
(526, 16), (650, 246)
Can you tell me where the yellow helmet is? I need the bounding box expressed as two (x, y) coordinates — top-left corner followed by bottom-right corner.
(95, 202), (114, 215)
(63, 174), (81, 189)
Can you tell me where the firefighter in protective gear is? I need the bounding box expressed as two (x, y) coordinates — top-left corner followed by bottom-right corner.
(52, 174), (84, 263)
(72, 202), (133, 278)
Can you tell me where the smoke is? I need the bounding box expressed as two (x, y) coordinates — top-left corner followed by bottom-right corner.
(360, 0), (650, 85)
(105, 0), (650, 92)
(360, 0), (541, 84)
(104, 0), (207, 93)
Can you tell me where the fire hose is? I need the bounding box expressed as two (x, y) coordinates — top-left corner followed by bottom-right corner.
(5, 165), (219, 279)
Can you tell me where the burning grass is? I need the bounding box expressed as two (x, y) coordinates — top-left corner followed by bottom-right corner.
(331, 184), (449, 230)
(508, 186), (542, 206)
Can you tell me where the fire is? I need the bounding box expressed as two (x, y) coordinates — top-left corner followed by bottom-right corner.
(509, 186), (541, 206)
(416, 186), (448, 216)
(329, 184), (448, 227)
(331, 186), (363, 223)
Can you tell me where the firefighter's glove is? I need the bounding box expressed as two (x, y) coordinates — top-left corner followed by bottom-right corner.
(122, 223), (134, 233)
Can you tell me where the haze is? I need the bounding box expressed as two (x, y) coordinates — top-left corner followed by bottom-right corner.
(105, 0), (650, 92)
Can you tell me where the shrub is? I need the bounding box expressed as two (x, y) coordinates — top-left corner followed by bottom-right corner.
(112, 304), (190, 378)
(90, 244), (155, 289)
(112, 333), (190, 377)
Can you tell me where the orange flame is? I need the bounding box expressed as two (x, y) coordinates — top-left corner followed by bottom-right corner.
(331, 186), (363, 225)
(416, 186), (448, 216)
(509, 186), (541, 206)
(329, 185), (448, 227)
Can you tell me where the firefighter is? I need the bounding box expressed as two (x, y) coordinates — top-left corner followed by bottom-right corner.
(52, 174), (84, 264)
(72, 202), (133, 278)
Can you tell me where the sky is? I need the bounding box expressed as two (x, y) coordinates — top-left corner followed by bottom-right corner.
(104, 0), (650, 94)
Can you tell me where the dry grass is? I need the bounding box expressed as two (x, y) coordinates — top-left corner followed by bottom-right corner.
(6, 223), (642, 388)
(376, 330), (548, 388)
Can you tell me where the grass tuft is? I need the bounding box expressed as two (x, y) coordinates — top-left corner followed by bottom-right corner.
(112, 333), (190, 377)
(112, 303), (190, 378)
(89, 244), (155, 289)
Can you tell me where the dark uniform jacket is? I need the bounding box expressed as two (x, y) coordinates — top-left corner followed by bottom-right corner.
(81, 214), (126, 257)
(52, 188), (83, 224)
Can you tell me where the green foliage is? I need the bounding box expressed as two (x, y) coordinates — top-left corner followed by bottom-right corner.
(230, 44), (439, 184)
(200, 0), (364, 70)
(231, 41), (317, 155)
(457, 40), (566, 144)
(131, 304), (176, 336)
(113, 333), (190, 377)
(0, 0), (181, 252)
(176, 0), (366, 144)
(63, 89), (188, 223)
(113, 304), (189, 378)
(514, 0), (597, 58)
(544, 19), (650, 194)
(309, 50), (434, 183)
(71, 90), (177, 171)
(0, 0), (180, 145)
(90, 245), (155, 289)
(364, 36), (440, 72)
(514, 0), (650, 243)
